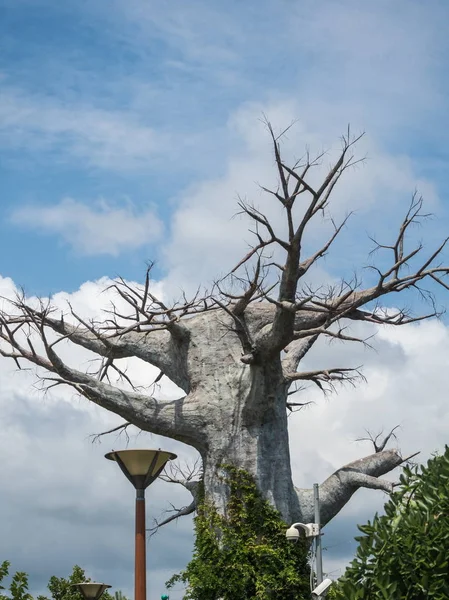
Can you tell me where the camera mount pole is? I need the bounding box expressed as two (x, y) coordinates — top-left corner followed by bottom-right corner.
(313, 483), (323, 587)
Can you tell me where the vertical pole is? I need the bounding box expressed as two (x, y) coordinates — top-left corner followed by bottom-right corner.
(313, 483), (323, 587)
(135, 489), (146, 600)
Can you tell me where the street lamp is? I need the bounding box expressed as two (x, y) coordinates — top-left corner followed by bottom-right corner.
(71, 583), (111, 600)
(105, 449), (177, 600)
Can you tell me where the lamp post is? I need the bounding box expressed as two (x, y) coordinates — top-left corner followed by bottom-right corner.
(313, 483), (323, 587)
(105, 449), (177, 600)
(71, 583), (111, 600)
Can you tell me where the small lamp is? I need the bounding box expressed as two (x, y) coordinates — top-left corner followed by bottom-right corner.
(71, 583), (111, 600)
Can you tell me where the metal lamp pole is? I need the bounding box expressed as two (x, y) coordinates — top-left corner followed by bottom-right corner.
(135, 485), (146, 600)
(105, 449), (177, 600)
(286, 485), (330, 598)
(313, 483), (323, 587)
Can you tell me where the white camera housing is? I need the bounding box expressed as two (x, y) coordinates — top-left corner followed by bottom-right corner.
(285, 522), (319, 541)
(311, 578), (333, 597)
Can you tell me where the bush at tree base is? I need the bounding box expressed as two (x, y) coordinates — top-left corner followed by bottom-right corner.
(330, 446), (449, 599)
(166, 465), (310, 599)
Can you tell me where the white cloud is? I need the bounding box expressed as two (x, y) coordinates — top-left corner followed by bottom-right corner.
(10, 198), (163, 256)
(0, 86), (167, 170)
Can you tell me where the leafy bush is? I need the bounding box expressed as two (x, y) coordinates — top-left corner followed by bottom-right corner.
(332, 446), (449, 599)
(0, 564), (126, 600)
(0, 562), (32, 600)
(167, 465), (310, 599)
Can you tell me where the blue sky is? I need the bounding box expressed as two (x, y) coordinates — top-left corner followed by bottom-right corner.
(2, 0), (449, 294)
(1, 1), (449, 598)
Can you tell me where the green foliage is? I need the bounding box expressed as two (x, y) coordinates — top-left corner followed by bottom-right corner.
(167, 465), (310, 599)
(0, 562), (10, 595)
(332, 446), (449, 600)
(8, 573), (33, 600)
(0, 561), (32, 600)
(41, 565), (93, 600)
(0, 564), (127, 600)
(0, 560), (27, 600)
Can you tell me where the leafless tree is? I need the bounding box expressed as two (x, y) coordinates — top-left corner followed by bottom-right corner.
(1, 123), (447, 527)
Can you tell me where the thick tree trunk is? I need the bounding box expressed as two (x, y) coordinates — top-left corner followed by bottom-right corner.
(184, 312), (300, 521)
(201, 375), (299, 523)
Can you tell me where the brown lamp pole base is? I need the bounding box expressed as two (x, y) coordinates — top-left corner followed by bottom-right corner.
(135, 489), (146, 600)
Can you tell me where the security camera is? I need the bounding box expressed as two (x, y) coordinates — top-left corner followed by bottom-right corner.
(286, 522), (319, 541)
(285, 525), (300, 542)
(311, 578), (333, 597)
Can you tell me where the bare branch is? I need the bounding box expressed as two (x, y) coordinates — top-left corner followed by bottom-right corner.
(147, 499), (196, 536)
(328, 197), (449, 323)
(0, 293), (192, 392)
(283, 365), (365, 393)
(286, 399), (314, 413)
(355, 425), (401, 453)
(159, 457), (203, 487)
(232, 256), (264, 316)
(293, 325), (372, 347)
(147, 459), (203, 535)
(229, 129), (449, 368)
(296, 214), (352, 281)
(0, 311), (204, 448)
(243, 127), (365, 361)
(90, 421), (133, 445)
(295, 448), (408, 526)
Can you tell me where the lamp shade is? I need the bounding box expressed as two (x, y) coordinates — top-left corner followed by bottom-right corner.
(72, 583), (111, 600)
(105, 449), (177, 489)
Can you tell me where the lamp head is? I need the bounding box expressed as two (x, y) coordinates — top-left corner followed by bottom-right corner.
(71, 583), (111, 600)
(105, 449), (177, 490)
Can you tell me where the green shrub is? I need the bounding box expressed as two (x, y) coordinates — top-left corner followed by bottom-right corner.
(332, 446), (449, 599)
(167, 465), (310, 599)
(0, 564), (127, 600)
